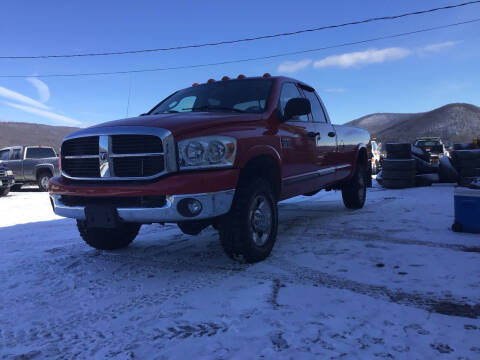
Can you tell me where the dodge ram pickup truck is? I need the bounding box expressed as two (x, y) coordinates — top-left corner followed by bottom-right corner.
(0, 146), (60, 191)
(49, 74), (371, 262)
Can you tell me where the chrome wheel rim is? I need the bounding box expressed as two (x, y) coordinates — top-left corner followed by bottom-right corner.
(41, 176), (49, 189)
(248, 195), (272, 246)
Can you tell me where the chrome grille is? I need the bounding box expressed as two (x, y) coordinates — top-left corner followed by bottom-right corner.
(0, 169), (6, 177)
(61, 127), (175, 180)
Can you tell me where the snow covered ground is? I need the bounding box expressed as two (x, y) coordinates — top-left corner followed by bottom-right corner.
(1, 183), (479, 359)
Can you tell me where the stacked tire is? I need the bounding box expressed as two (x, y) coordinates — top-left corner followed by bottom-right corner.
(382, 143), (416, 189)
(451, 149), (480, 180)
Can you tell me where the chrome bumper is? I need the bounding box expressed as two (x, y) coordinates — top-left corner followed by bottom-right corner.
(50, 189), (235, 223)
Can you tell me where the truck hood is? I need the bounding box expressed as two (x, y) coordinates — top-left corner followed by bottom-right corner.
(89, 112), (262, 138)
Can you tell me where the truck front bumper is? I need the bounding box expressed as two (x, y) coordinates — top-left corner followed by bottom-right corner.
(50, 189), (235, 223)
(48, 169), (239, 223)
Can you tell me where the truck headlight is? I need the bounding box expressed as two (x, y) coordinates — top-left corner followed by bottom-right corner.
(178, 136), (237, 169)
(6, 170), (13, 176)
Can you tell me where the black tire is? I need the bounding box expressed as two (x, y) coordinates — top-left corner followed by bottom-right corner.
(411, 145), (430, 162)
(412, 154), (438, 174)
(342, 163), (367, 209)
(453, 158), (480, 169)
(387, 151), (411, 159)
(415, 173), (439, 187)
(452, 222), (463, 232)
(453, 143), (475, 150)
(386, 143), (411, 154)
(76, 220), (140, 250)
(10, 184), (22, 191)
(460, 167), (480, 178)
(438, 157), (459, 183)
(382, 159), (416, 171)
(37, 171), (52, 192)
(383, 178), (416, 189)
(0, 188), (10, 197)
(382, 169), (416, 180)
(452, 150), (480, 161)
(218, 178), (278, 263)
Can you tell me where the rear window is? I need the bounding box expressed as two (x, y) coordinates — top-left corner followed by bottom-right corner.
(416, 140), (441, 147)
(25, 147), (56, 159)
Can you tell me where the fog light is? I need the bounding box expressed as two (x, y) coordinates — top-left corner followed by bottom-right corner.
(177, 198), (203, 217)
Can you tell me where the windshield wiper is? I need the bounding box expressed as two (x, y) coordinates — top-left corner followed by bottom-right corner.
(185, 105), (245, 113)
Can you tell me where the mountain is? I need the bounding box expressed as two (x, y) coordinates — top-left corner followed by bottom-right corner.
(346, 103), (480, 146)
(0, 122), (80, 151)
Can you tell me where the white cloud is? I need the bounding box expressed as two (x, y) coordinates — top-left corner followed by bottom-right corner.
(5, 102), (81, 125)
(278, 59), (312, 73)
(324, 88), (347, 93)
(422, 41), (459, 53)
(27, 77), (50, 102)
(0, 85), (49, 109)
(313, 47), (412, 69)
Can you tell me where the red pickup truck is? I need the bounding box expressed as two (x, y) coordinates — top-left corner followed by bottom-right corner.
(49, 74), (371, 263)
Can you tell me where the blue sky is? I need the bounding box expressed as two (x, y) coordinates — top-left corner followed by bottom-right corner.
(0, 0), (479, 127)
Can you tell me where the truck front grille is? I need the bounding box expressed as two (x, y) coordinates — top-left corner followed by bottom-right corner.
(61, 133), (167, 180)
(0, 169), (6, 177)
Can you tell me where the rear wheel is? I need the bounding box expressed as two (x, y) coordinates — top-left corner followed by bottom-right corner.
(342, 163), (367, 209)
(76, 220), (141, 250)
(218, 178), (278, 263)
(37, 171), (52, 192)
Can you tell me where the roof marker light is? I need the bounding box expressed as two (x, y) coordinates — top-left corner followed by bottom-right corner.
(263, 73), (271, 78)
(207, 78), (215, 83)
(221, 76), (230, 81)
(237, 74), (246, 79)
(192, 82), (199, 87)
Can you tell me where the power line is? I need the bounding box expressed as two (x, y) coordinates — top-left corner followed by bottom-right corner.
(1, 18), (478, 79)
(1, 1), (480, 60)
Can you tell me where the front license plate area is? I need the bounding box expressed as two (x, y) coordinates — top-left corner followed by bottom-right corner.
(85, 205), (119, 228)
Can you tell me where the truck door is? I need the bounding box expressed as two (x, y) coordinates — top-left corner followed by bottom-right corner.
(278, 82), (323, 198)
(301, 88), (338, 187)
(8, 147), (24, 181)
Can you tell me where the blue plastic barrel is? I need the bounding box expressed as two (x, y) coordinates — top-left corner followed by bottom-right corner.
(453, 187), (480, 233)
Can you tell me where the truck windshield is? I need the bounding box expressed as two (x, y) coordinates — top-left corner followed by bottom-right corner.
(151, 79), (273, 115)
(416, 141), (441, 147)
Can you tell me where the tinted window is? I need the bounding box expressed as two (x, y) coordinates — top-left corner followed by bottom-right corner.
(304, 90), (327, 123)
(11, 148), (22, 160)
(152, 79), (273, 114)
(279, 83), (308, 122)
(25, 148), (56, 159)
(0, 149), (9, 161)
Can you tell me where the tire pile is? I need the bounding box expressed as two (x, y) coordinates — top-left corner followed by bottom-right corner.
(376, 142), (480, 189)
(450, 143), (480, 185)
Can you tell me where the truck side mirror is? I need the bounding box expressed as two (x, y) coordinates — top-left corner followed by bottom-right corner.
(284, 98), (311, 121)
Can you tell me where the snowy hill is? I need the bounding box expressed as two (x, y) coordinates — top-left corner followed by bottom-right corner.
(347, 103), (480, 145)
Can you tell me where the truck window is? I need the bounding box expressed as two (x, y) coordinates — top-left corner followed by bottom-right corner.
(279, 83), (308, 122)
(151, 79), (273, 114)
(11, 148), (22, 160)
(25, 147), (56, 159)
(0, 149), (9, 161)
(303, 90), (327, 123)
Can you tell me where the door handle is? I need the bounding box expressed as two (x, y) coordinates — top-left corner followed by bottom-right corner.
(328, 131), (336, 137)
(307, 131), (320, 138)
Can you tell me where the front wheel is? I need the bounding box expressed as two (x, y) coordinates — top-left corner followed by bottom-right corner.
(76, 220), (141, 250)
(218, 178), (278, 263)
(342, 163), (367, 209)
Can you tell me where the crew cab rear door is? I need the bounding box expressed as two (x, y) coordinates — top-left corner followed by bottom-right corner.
(7, 147), (25, 181)
(301, 87), (338, 186)
(278, 82), (323, 197)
